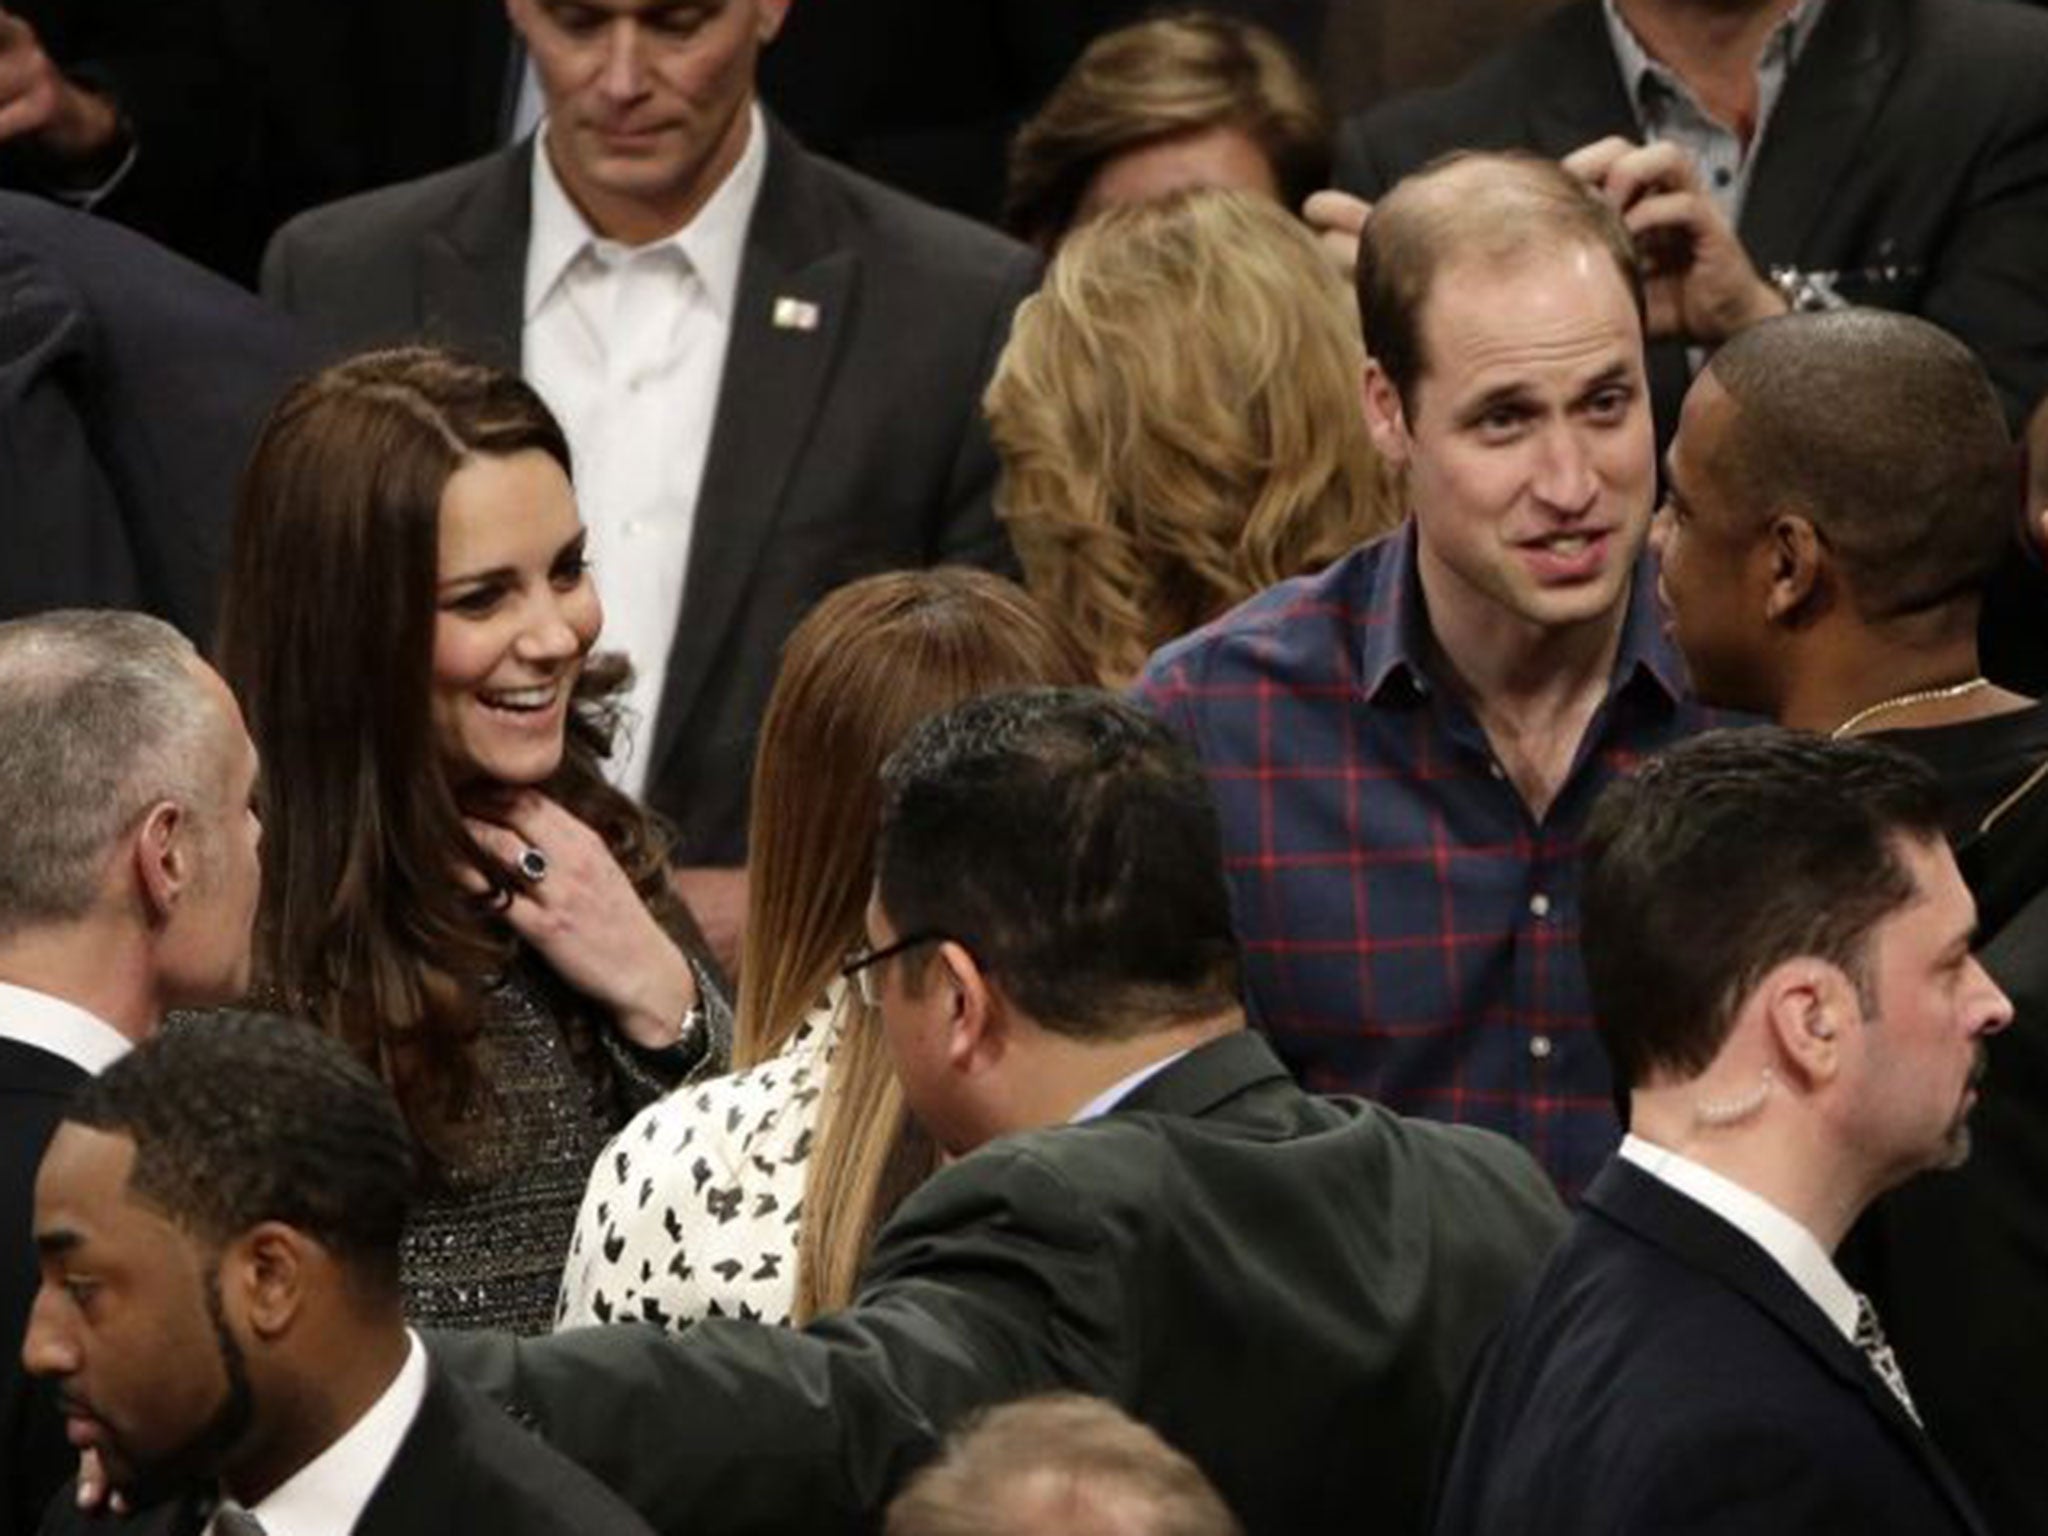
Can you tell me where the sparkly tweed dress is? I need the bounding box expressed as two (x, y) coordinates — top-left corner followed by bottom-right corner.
(399, 954), (731, 1336)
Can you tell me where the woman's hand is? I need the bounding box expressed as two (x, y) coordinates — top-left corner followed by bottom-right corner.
(463, 791), (698, 1051)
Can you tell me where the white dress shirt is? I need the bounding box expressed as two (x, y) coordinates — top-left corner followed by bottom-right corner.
(522, 106), (770, 798)
(1070, 1049), (1194, 1124)
(0, 980), (130, 1075)
(209, 1331), (429, 1536)
(1619, 1133), (1860, 1342)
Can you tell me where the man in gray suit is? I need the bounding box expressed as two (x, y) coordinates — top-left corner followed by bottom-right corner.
(261, 0), (1036, 963)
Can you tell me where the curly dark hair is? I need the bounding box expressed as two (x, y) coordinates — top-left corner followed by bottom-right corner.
(69, 1012), (416, 1298)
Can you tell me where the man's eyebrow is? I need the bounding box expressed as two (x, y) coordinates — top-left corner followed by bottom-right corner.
(1575, 361), (1636, 396)
(1453, 383), (1536, 425)
(34, 1229), (82, 1259)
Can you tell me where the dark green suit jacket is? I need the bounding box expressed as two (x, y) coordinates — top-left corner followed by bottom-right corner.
(435, 1031), (1567, 1535)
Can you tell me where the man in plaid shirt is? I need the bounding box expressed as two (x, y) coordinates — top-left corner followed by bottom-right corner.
(1136, 151), (1717, 1194)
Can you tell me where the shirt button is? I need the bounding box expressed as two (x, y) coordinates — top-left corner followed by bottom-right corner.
(1528, 892), (1552, 919)
(1488, 761), (1505, 781)
(1714, 167), (1733, 188)
(1530, 1034), (1554, 1060)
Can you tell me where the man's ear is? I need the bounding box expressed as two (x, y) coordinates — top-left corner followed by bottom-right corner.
(1762, 513), (1827, 625)
(1361, 360), (1413, 470)
(755, 0), (794, 45)
(1761, 959), (1851, 1088)
(132, 800), (190, 925)
(932, 940), (999, 1075)
(223, 1223), (313, 1342)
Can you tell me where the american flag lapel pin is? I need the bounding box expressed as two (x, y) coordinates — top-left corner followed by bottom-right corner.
(772, 296), (821, 332)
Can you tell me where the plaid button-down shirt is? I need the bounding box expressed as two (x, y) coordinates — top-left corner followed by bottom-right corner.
(1136, 523), (1717, 1194)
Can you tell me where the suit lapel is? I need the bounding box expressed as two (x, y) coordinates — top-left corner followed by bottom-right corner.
(418, 143), (532, 373)
(1739, 0), (1903, 265)
(352, 1360), (455, 1535)
(644, 119), (857, 782)
(1520, 1), (1641, 158)
(1588, 1160), (1990, 1534)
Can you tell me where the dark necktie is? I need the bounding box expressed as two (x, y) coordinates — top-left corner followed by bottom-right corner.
(1854, 1292), (1922, 1426)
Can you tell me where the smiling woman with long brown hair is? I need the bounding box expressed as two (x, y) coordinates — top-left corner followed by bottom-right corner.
(215, 347), (729, 1334)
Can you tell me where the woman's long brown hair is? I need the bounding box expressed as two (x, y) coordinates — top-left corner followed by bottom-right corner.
(216, 348), (687, 1165)
(735, 569), (1093, 1318)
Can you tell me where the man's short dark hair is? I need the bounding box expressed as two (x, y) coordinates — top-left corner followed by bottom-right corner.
(1582, 729), (1946, 1089)
(1358, 150), (1643, 415)
(886, 1393), (1243, 1536)
(877, 689), (1241, 1038)
(1703, 310), (2015, 624)
(66, 1012), (417, 1298)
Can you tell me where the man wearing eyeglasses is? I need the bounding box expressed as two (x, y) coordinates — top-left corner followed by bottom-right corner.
(419, 688), (1565, 1536)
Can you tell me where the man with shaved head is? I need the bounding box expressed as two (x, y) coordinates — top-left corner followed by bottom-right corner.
(1137, 150), (1718, 1195)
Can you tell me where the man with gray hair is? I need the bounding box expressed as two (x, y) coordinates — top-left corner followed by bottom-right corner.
(0, 609), (262, 1536)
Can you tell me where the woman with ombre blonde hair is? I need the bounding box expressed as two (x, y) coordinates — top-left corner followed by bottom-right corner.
(558, 569), (1093, 1328)
(987, 187), (1400, 687)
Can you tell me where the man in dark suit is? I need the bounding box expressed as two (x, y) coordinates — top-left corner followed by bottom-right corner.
(28, 1014), (656, 1536)
(260, 0), (1036, 965)
(420, 690), (1566, 1535)
(0, 612), (263, 1536)
(1322, 0), (2048, 441)
(0, 193), (312, 642)
(1652, 310), (2048, 1534)
(1433, 728), (2010, 1534)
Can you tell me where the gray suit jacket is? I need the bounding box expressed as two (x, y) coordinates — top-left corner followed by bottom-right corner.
(432, 1032), (1568, 1536)
(261, 121), (1035, 862)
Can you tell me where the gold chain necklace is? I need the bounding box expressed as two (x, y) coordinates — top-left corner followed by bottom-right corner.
(1828, 677), (1990, 739)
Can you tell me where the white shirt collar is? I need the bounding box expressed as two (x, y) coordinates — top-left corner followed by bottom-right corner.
(234, 1331), (429, 1536)
(524, 101), (770, 322)
(0, 980), (130, 1075)
(1601, 0), (1827, 105)
(1619, 1134), (1860, 1341)
(1070, 1049), (1193, 1124)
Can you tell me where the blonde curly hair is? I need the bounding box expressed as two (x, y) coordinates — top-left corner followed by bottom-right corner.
(987, 188), (1400, 686)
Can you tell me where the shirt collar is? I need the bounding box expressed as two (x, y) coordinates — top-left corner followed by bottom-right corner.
(0, 981), (130, 1075)
(238, 1331), (428, 1536)
(1069, 1049), (1194, 1124)
(524, 101), (770, 322)
(1356, 520), (1689, 710)
(1619, 1134), (1860, 1340)
(1601, 0), (1827, 117)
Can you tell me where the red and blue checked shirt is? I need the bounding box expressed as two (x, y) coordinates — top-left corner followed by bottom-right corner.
(1135, 522), (1716, 1195)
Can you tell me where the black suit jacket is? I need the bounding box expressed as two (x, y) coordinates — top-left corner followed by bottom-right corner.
(260, 122), (1035, 863)
(432, 1031), (1567, 1535)
(0, 192), (314, 641)
(1433, 1158), (1989, 1535)
(2, 1041), (87, 1536)
(1335, 0), (2048, 435)
(37, 1357), (655, 1536)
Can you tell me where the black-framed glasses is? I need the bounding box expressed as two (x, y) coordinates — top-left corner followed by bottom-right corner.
(840, 930), (952, 1008)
